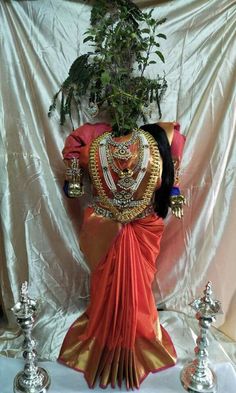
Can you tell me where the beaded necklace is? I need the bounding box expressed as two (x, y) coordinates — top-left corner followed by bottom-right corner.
(99, 130), (150, 207)
(89, 130), (161, 223)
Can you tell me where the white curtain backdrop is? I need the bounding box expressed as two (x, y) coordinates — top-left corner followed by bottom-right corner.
(0, 0), (235, 360)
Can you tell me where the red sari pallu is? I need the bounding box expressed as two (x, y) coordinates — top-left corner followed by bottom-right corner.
(59, 122), (185, 389)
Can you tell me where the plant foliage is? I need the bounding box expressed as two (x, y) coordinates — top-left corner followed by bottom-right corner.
(49, 0), (168, 135)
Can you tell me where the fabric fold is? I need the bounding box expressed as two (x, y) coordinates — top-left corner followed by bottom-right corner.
(59, 314), (177, 389)
(59, 214), (177, 389)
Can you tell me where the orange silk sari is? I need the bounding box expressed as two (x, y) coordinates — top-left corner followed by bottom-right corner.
(59, 123), (181, 389)
(59, 212), (177, 389)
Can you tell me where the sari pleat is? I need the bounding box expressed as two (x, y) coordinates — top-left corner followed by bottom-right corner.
(59, 213), (177, 389)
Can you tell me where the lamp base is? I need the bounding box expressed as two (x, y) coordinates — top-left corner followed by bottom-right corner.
(180, 361), (217, 393)
(14, 367), (50, 393)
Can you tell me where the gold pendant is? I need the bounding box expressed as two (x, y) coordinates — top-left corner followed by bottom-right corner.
(117, 177), (136, 190)
(113, 190), (134, 207)
(117, 169), (136, 190)
(113, 145), (132, 160)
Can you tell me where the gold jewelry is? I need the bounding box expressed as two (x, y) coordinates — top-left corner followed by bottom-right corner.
(67, 182), (84, 198)
(107, 130), (139, 161)
(65, 158), (84, 198)
(89, 130), (161, 223)
(172, 158), (180, 185)
(170, 194), (186, 219)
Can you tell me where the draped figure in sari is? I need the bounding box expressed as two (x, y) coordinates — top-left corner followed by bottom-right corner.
(58, 121), (186, 389)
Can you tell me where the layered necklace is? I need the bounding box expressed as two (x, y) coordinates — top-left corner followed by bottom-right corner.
(98, 130), (150, 208)
(89, 129), (161, 223)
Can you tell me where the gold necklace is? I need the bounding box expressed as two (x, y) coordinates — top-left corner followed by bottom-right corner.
(89, 130), (161, 223)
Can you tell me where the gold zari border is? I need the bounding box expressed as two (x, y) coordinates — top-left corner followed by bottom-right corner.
(59, 313), (177, 389)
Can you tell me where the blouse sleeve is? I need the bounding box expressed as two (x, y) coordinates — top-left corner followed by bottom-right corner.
(62, 130), (84, 160)
(62, 122), (112, 160)
(62, 122), (112, 198)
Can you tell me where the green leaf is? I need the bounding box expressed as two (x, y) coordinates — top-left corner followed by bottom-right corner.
(155, 18), (167, 26)
(83, 35), (94, 43)
(148, 9), (154, 18)
(149, 18), (156, 26)
(155, 51), (165, 63)
(49, 1), (168, 131)
(156, 33), (167, 39)
(150, 36), (155, 44)
(101, 71), (111, 85)
(141, 28), (150, 34)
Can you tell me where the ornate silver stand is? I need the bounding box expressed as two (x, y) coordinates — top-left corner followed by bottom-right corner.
(180, 281), (222, 393)
(11, 282), (50, 393)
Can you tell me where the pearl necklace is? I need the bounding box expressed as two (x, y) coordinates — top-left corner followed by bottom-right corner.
(98, 130), (150, 208)
(89, 130), (161, 223)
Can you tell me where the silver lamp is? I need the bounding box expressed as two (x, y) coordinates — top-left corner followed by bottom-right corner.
(11, 281), (50, 393)
(180, 281), (222, 393)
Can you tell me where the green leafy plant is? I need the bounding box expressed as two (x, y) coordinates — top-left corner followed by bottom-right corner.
(49, 0), (167, 135)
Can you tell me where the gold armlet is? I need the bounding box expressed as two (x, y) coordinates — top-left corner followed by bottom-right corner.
(65, 158), (84, 198)
(170, 194), (186, 219)
(172, 158), (180, 185)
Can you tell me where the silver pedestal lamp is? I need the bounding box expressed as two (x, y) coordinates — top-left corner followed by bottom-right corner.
(11, 281), (50, 393)
(180, 281), (222, 393)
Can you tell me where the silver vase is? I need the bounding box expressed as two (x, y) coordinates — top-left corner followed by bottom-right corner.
(11, 281), (50, 393)
(180, 281), (222, 393)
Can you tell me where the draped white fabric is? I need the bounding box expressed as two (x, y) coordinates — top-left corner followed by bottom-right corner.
(0, 0), (236, 363)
